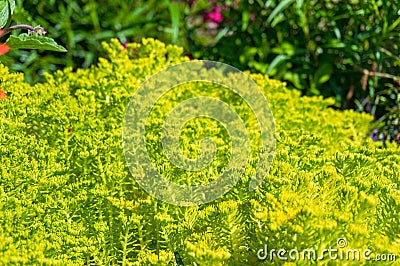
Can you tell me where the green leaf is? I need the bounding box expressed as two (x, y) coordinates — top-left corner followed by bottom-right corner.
(271, 13), (286, 27)
(168, 2), (180, 44)
(330, 20), (342, 40)
(266, 0), (294, 25)
(214, 27), (230, 43)
(271, 42), (295, 56)
(323, 39), (345, 49)
(242, 11), (250, 31)
(0, 0), (15, 28)
(283, 71), (302, 89)
(266, 54), (287, 75)
(315, 62), (333, 85)
(5, 33), (67, 52)
(250, 61), (268, 73)
(388, 16), (400, 32)
(296, 0), (304, 10)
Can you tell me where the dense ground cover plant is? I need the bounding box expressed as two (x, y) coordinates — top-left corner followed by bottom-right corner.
(0, 38), (399, 265)
(5, 0), (400, 145)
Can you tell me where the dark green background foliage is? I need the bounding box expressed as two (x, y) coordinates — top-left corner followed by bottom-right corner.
(181, 0), (400, 143)
(186, 0), (400, 99)
(0, 39), (399, 265)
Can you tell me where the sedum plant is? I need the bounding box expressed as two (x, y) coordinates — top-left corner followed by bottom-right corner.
(0, 38), (399, 265)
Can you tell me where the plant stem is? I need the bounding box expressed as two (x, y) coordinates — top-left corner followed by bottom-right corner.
(356, 65), (400, 83)
(0, 24), (35, 37)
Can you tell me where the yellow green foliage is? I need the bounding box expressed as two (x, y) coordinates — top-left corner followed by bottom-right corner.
(0, 38), (399, 265)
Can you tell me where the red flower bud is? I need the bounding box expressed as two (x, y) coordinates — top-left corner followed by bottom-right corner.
(0, 43), (10, 56)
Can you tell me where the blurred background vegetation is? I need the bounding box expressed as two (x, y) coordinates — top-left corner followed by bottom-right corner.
(1, 0), (399, 143)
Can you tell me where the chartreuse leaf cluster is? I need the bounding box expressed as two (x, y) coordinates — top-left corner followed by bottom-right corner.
(0, 38), (399, 265)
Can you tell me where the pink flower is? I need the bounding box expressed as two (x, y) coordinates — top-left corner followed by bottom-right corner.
(204, 6), (223, 23)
